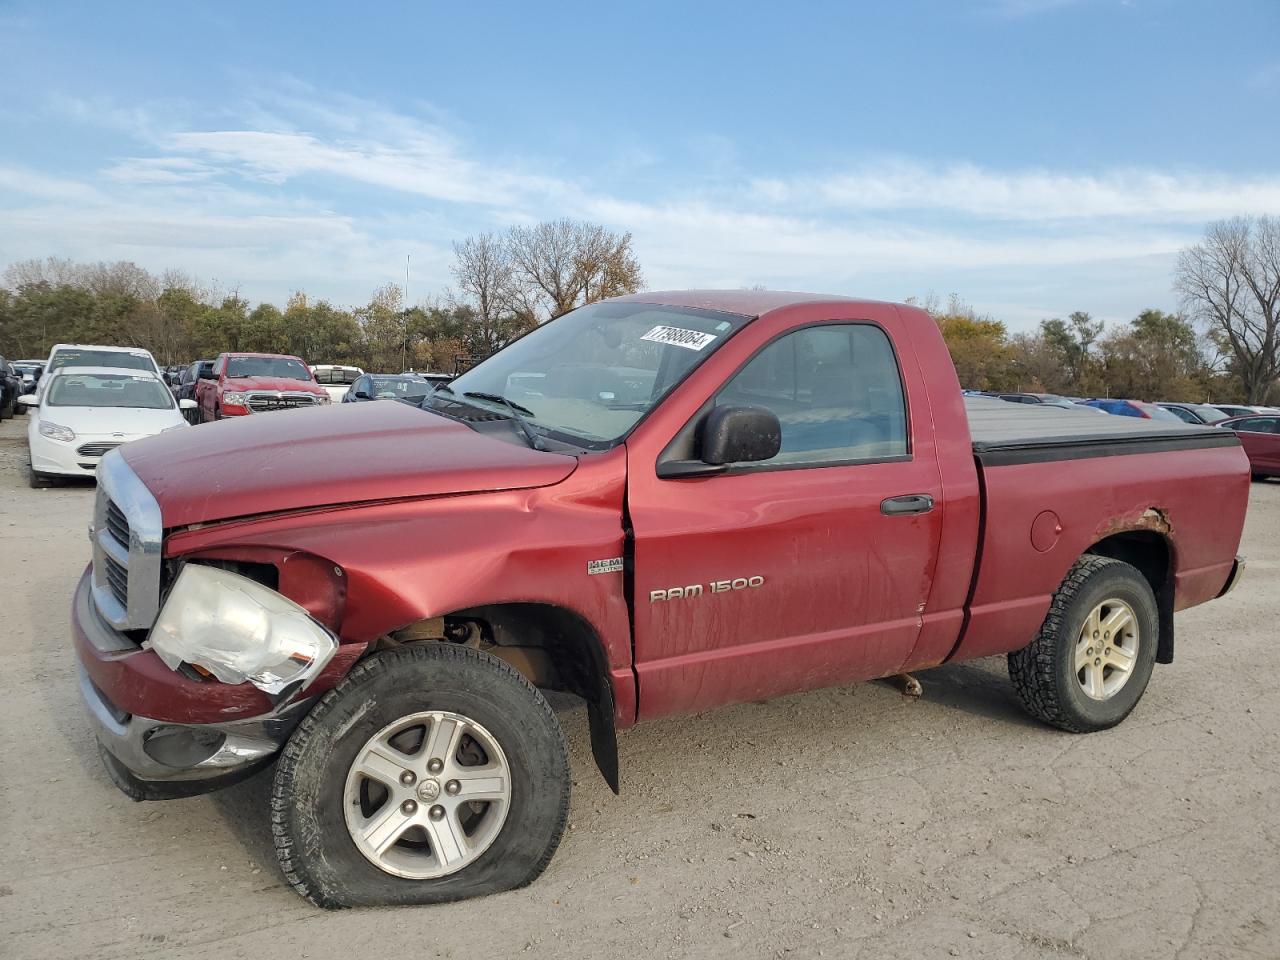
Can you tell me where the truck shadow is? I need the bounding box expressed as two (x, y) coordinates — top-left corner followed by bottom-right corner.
(202, 660), (1045, 890)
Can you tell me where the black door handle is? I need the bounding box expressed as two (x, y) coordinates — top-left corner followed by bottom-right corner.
(881, 494), (934, 516)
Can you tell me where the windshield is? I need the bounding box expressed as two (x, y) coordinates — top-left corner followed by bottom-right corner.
(1140, 403), (1184, 422)
(1188, 404), (1227, 423)
(227, 357), (313, 381)
(433, 301), (749, 448)
(47, 373), (174, 409)
(370, 376), (436, 400)
(315, 366), (363, 385)
(49, 349), (154, 373)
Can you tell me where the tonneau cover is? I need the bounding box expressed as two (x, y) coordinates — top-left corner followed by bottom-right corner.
(965, 396), (1239, 466)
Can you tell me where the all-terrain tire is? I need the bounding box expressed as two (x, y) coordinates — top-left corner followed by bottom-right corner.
(1008, 554), (1158, 733)
(271, 643), (570, 908)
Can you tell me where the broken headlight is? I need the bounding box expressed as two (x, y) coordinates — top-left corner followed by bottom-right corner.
(145, 564), (338, 695)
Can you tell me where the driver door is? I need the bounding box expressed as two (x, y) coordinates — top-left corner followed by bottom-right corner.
(627, 321), (944, 719)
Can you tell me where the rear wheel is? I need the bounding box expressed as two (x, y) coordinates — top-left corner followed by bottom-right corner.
(271, 643), (570, 908)
(1252, 472), (1268, 482)
(1009, 555), (1158, 733)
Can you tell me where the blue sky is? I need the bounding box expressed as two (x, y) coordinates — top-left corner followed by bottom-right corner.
(2, 0), (1278, 330)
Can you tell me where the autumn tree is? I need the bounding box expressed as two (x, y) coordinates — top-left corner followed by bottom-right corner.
(506, 219), (642, 320)
(1176, 216), (1280, 403)
(926, 296), (1016, 391)
(1097, 309), (1208, 400)
(1039, 311), (1103, 391)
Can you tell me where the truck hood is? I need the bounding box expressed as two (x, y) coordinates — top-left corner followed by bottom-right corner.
(119, 401), (579, 528)
(224, 375), (328, 395)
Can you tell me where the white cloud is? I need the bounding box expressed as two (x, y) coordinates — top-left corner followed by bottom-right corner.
(751, 164), (1280, 222)
(4, 84), (1280, 324)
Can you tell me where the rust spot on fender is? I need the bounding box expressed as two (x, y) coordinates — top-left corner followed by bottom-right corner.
(1096, 506), (1172, 541)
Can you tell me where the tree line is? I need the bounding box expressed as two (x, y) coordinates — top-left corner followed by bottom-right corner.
(0, 218), (643, 374)
(924, 216), (1280, 403)
(1, 216), (1276, 403)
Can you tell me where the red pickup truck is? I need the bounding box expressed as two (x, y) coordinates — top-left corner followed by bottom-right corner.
(194, 351), (330, 422)
(74, 291), (1248, 907)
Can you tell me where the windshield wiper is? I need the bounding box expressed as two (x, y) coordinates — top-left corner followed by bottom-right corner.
(463, 391), (547, 451)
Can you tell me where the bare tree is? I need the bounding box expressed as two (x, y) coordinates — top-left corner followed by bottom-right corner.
(506, 219), (642, 320)
(451, 233), (521, 354)
(1176, 217), (1280, 403)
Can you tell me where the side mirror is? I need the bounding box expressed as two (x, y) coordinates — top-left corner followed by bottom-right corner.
(178, 398), (197, 410)
(657, 405), (782, 478)
(353, 390), (372, 400)
(17, 394), (38, 407)
(701, 405), (782, 465)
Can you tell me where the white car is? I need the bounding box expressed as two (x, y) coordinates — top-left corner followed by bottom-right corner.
(19, 367), (195, 487)
(310, 364), (365, 403)
(39, 343), (161, 397)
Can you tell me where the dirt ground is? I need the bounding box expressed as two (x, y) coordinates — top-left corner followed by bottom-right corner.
(0, 413), (1276, 960)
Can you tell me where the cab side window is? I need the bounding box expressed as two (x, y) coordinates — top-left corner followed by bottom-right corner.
(717, 324), (908, 466)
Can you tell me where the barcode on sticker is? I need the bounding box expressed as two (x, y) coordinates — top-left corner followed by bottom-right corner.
(640, 325), (717, 351)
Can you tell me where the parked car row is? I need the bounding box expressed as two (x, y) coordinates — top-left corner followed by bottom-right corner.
(6, 343), (459, 483)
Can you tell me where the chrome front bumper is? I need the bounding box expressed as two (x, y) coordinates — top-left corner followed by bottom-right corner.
(79, 663), (307, 786)
(81, 660), (308, 788)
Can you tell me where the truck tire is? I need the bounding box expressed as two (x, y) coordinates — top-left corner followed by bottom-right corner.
(1008, 555), (1158, 733)
(271, 643), (570, 908)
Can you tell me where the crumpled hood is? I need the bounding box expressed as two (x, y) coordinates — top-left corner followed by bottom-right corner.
(223, 375), (328, 395)
(120, 401), (578, 528)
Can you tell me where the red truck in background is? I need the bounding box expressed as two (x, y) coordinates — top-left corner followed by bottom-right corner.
(74, 291), (1248, 908)
(194, 351), (330, 422)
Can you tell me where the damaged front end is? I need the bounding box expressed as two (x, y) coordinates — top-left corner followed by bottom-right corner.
(74, 451), (348, 800)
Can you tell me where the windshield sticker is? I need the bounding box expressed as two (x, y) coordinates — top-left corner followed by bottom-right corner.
(641, 325), (718, 351)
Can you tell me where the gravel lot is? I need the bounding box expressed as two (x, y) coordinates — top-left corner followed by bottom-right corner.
(0, 412), (1276, 960)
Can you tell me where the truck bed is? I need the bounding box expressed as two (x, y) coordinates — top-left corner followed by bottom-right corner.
(965, 397), (1240, 466)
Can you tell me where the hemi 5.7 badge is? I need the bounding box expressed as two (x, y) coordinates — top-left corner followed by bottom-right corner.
(587, 557), (625, 575)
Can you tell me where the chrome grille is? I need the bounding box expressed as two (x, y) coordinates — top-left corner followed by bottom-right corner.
(104, 500), (129, 549)
(246, 391), (319, 413)
(77, 441), (122, 458)
(91, 452), (163, 631)
(102, 552), (129, 607)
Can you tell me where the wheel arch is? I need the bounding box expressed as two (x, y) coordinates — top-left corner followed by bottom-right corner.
(1083, 529), (1175, 664)
(382, 602), (621, 794)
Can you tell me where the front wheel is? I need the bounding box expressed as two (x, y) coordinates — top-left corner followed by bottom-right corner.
(271, 643), (570, 908)
(1009, 555), (1158, 733)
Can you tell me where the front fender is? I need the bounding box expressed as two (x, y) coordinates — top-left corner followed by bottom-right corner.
(163, 448), (636, 725)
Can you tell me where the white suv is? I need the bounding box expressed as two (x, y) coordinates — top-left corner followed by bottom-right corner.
(41, 344), (161, 396)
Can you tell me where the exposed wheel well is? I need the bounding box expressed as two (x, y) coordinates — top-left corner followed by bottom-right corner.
(1084, 531), (1175, 663)
(380, 602), (621, 793)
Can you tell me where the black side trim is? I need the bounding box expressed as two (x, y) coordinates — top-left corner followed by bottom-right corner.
(974, 431), (1240, 467)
